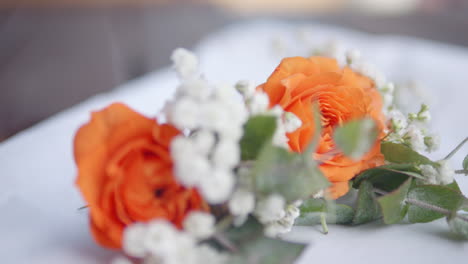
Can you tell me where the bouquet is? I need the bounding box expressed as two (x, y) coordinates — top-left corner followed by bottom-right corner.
(73, 46), (468, 264)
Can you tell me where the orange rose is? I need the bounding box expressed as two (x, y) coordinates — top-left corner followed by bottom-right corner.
(74, 103), (207, 249)
(259, 56), (386, 199)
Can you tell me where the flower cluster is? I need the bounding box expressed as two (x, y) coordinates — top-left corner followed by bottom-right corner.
(74, 40), (468, 264)
(119, 215), (227, 264)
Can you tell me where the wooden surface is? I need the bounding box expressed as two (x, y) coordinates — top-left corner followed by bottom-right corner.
(1, 4), (468, 140)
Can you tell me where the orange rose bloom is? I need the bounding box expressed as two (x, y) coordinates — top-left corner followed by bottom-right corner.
(259, 56), (386, 199)
(74, 103), (207, 249)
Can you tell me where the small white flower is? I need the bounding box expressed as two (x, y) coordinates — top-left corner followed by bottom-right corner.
(171, 136), (194, 160)
(212, 139), (240, 169)
(122, 223), (148, 258)
(214, 83), (238, 102)
(345, 49), (361, 65)
(174, 155), (210, 187)
(417, 104), (431, 122)
(247, 91), (270, 114)
(420, 164), (438, 184)
(437, 160), (454, 185)
(381, 82), (395, 94)
(218, 123), (244, 141)
(228, 188), (255, 216)
(264, 203), (300, 237)
(235, 80), (256, 98)
(264, 222), (290, 238)
(178, 79), (212, 101)
(424, 134), (440, 152)
(312, 190), (324, 199)
(200, 101), (230, 131)
(284, 112), (302, 133)
(404, 124), (426, 153)
(171, 48), (199, 79)
(268, 105), (284, 117)
(272, 122), (289, 148)
(255, 194), (286, 224)
(183, 211), (216, 240)
(199, 168), (234, 204)
(191, 130), (215, 156)
(143, 220), (179, 259)
(388, 109), (407, 135)
(169, 97), (200, 129)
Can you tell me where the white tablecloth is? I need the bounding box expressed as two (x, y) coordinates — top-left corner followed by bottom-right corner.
(1, 21), (467, 264)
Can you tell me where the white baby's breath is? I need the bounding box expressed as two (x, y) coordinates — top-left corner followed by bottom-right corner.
(122, 223), (148, 258)
(171, 48), (199, 79)
(437, 160), (454, 185)
(199, 168), (235, 204)
(235, 80), (256, 99)
(284, 112), (302, 133)
(168, 97), (200, 130)
(183, 211), (215, 240)
(212, 140), (240, 169)
(247, 91), (270, 114)
(255, 194), (286, 224)
(228, 188), (255, 216)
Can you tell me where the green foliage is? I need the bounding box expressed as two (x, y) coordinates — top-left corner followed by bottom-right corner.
(407, 185), (464, 223)
(240, 115), (277, 160)
(252, 144), (329, 202)
(377, 179), (412, 224)
(352, 164), (418, 192)
(225, 218), (306, 264)
(353, 181), (381, 225)
(381, 142), (436, 166)
(296, 198), (354, 225)
(463, 154), (468, 170)
(333, 118), (378, 160)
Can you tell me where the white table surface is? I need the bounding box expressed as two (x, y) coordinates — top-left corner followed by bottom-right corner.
(1, 20), (467, 263)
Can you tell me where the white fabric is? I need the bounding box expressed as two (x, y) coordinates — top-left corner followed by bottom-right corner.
(1, 21), (467, 263)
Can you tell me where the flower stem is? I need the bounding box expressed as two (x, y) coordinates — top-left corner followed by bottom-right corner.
(320, 212), (329, 234)
(374, 188), (468, 222)
(213, 233), (239, 253)
(444, 137), (468, 160)
(455, 169), (468, 175)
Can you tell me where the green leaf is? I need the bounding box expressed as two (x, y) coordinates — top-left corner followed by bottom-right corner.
(228, 237), (305, 264)
(407, 185), (464, 223)
(463, 155), (468, 170)
(299, 198), (326, 213)
(296, 203), (354, 225)
(224, 218), (305, 264)
(253, 144), (329, 202)
(352, 164), (417, 192)
(297, 198), (354, 225)
(381, 142), (436, 166)
(445, 180), (461, 193)
(377, 179), (412, 224)
(333, 118), (378, 159)
(240, 115), (277, 160)
(352, 181), (381, 225)
(447, 215), (468, 240)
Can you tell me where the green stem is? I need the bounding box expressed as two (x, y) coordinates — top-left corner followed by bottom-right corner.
(213, 233), (239, 253)
(374, 188), (468, 222)
(320, 212), (329, 234)
(444, 137), (468, 160)
(455, 169), (468, 175)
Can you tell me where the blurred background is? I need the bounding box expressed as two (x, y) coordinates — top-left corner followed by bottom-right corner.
(1, 0), (467, 141)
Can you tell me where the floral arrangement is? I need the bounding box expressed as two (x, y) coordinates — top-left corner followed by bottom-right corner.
(74, 46), (468, 264)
